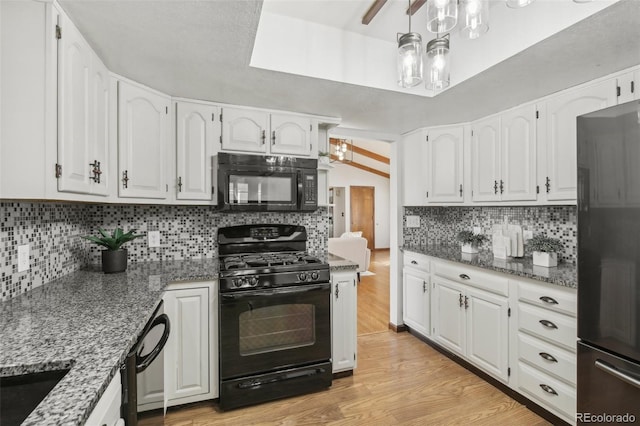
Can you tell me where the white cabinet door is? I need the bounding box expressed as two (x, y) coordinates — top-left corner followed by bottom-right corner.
(617, 70), (639, 104)
(221, 107), (269, 153)
(427, 126), (464, 203)
(403, 268), (430, 336)
(89, 54), (110, 196)
(471, 116), (501, 202)
(501, 104), (537, 201)
(118, 81), (170, 199)
(433, 277), (465, 356)
(332, 271), (357, 373)
(164, 287), (210, 401)
(542, 79), (616, 201)
(270, 114), (312, 156)
(465, 287), (510, 382)
(401, 130), (428, 206)
(57, 14), (91, 194)
(175, 102), (217, 201)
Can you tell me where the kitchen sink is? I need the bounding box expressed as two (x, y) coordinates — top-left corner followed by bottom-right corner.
(0, 369), (70, 426)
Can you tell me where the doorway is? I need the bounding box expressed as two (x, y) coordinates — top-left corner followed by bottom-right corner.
(331, 187), (346, 237)
(350, 186), (375, 249)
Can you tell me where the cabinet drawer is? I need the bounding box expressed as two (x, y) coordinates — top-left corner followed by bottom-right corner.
(433, 262), (508, 296)
(518, 362), (576, 420)
(517, 280), (576, 316)
(403, 251), (430, 273)
(518, 304), (577, 351)
(518, 332), (576, 385)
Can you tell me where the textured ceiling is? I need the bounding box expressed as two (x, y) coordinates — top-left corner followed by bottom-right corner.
(60, 0), (640, 136)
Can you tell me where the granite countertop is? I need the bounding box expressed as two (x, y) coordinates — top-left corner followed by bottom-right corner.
(401, 244), (577, 288)
(0, 259), (219, 426)
(324, 252), (359, 271)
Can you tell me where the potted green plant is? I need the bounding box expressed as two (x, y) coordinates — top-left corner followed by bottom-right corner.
(456, 230), (488, 254)
(83, 228), (144, 273)
(528, 234), (563, 268)
(318, 151), (330, 164)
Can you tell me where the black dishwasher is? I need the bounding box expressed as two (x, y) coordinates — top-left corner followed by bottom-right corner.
(121, 300), (170, 426)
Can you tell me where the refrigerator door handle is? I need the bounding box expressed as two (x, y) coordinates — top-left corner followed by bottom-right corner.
(595, 359), (640, 390)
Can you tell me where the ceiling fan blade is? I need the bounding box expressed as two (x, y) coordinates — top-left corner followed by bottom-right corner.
(362, 0), (388, 25)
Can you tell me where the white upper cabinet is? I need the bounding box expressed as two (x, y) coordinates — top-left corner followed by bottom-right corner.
(221, 108), (315, 157)
(471, 105), (536, 203)
(426, 126), (464, 203)
(540, 79), (617, 202)
(616, 69), (639, 104)
(175, 102), (218, 201)
(90, 55), (110, 196)
(401, 130), (428, 206)
(270, 114), (312, 156)
(471, 116), (501, 202)
(500, 104), (537, 201)
(221, 107), (269, 153)
(118, 81), (170, 199)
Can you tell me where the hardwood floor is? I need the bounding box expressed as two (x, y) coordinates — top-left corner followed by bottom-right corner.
(357, 249), (390, 335)
(139, 331), (548, 425)
(139, 249), (548, 425)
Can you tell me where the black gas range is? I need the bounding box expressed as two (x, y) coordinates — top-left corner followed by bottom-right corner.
(217, 224), (332, 410)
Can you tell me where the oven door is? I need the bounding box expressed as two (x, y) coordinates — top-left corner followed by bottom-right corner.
(219, 283), (331, 380)
(222, 168), (298, 211)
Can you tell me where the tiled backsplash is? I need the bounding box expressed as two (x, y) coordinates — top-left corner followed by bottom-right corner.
(1, 202), (329, 301)
(403, 206), (577, 263)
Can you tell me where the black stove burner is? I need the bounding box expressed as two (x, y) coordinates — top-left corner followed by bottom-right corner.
(220, 252), (323, 272)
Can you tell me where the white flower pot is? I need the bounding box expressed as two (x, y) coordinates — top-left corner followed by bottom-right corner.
(461, 243), (479, 254)
(319, 156), (330, 165)
(533, 251), (557, 268)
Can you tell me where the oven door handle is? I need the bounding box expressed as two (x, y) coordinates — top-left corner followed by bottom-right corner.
(222, 283), (330, 300)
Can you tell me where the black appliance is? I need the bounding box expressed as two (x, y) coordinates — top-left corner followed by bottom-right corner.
(577, 100), (640, 423)
(217, 224), (332, 410)
(121, 301), (170, 426)
(212, 153), (318, 212)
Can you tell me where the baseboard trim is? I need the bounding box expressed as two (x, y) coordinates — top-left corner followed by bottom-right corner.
(388, 322), (408, 333)
(333, 370), (354, 379)
(406, 328), (570, 426)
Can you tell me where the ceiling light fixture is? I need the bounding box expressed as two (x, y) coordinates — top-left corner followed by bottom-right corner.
(332, 139), (353, 163)
(426, 0), (458, 33)
(397, 0), (424, 88)
(460, 0), (489, 40)
(426, 34), (450, 91)
(506, 0), (536, 8)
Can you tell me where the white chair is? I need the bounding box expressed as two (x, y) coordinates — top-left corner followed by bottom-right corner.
(328, 232), (371, 279)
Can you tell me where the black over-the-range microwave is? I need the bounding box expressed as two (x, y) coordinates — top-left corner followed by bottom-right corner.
(212, 153), (318, 212)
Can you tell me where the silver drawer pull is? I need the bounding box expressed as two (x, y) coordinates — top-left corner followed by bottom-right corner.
(539, 384), (558, 396)
(411, 260), (418, 265)
(459, 274), (470, 280)
(539, 352), (558, 363)
(539, 296), (558, 305)
(539, 319), (558, 329)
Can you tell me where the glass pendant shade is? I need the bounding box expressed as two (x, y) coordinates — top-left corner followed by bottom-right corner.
(506, 0), (536, 8)
(426, 0), (458, 33)
(426, 36), (450, 91)
(397, 32), (424, 88)
(460, 0), (489, 39)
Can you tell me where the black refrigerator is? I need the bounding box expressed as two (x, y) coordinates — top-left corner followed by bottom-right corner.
(577, 100), (640, 424)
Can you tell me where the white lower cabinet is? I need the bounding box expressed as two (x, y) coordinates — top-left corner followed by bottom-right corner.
(402, 267), (430, 337)
(137, 281), (218, 412)
(432, 275), (509, 382)
(86, 372), (123, 426)
(331, 270), (357, 373)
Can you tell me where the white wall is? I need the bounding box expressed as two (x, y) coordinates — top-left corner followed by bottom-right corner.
(328, 163), (390, 249)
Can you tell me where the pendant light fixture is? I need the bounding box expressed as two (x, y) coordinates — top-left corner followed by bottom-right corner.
(506, 0), (536, 8)
(397, 0), (423, 88)
(426, 0), (458, 34)
(426, 34), (450, 91)
(460, 0), (489, 40)
(332, 139), (352, 163)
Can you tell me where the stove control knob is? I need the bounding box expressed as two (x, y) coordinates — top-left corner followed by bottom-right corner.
(298, 273), (307, 282)
(311, 272), (319, 280)
(249, 277), (259, 286)
(233, 278), (243, 288)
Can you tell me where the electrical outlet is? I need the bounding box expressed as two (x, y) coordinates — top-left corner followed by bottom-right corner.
(148, 231), (161, 248)
(406, 216), (420, 228)
(523, 230), (534, 241)
(18, 244), (29, 272)
(473, 226), (482, 235)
